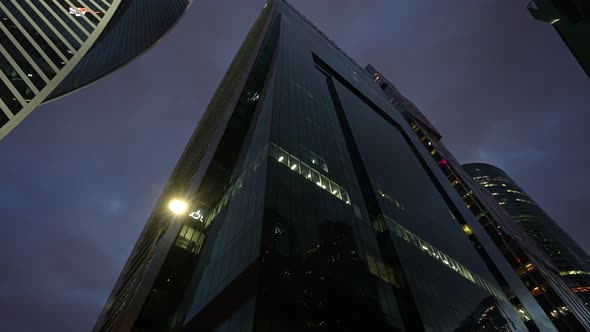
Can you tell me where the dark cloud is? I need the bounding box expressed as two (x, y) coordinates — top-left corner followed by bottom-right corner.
(1, 0), (588, 330)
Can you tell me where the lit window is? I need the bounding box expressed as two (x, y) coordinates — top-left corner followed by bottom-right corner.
(321, 175), (329, 190)
(310, 151), (318, 165)
(516, 304), (532, 321)
(271, 142), (350, 205)
(330, 180), (341, 199)
(530, 285), (546, 296)
(301, 162), (311, 179)
(462, 224), (473, 236)
(318, 157), (328, 172)
(278, 148), (289, 166)
(572, 286), (590, 293)
(311, 169), (321, 184)
(175, 225), (205, 254)
(289, 156), (300, 173)
(341, 189), (351, 205)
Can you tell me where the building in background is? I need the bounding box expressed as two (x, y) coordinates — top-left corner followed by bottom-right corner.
(527, 0), (590, 77)
(464, 163), (590, 309)
(367, 64), (590, 330)
(0, 0), (192, 140)
(94, 1), (572, 331)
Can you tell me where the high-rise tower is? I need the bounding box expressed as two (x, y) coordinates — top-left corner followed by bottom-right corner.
(527, 0), (590, 77)
(367, 64), (590, 331)
(0, 0), (192, 139)
(95, 1), (571, 331)
(464, 163), (590, 310)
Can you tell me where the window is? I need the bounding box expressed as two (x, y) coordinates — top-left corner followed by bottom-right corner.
(271, 142), (351, 205)
(278, 147), (289, 166)
(462, 224), (473, 236)
(330, 180), (341, 199)
(301, 162), (311, 179)
(289, 155), (300, 173)
(175, 225), (205, 254)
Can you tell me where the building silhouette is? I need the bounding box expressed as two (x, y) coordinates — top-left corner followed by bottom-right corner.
(94, 1), (584, 331)
(0, 0), (192, 139)
(464, 163), (590, 311)
(367, 63), (590, 331)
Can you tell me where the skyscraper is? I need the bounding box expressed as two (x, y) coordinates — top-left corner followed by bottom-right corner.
(527, 0), (590, 77)
(367, 64), (590, 331)
(0, 0), (192, 140)
(464, 163), (590, 309)
(95, 1), (572, 331)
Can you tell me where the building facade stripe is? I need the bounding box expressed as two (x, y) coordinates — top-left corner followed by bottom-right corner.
(9, 1), (70, 63)
(63, 0), (98, 29)
(0, 14), (59, 73)
(78, 0), (103, 21)
(25, 0), (83, 50)
(0, 44), (40, 94)
(51, 0), (92, 37)
(0, 22), (52, 82)
(0, 3), (61, 72)
(87, 0), (107, 14)
(0, 98), (13, 118)
(0, 70), (26, 106)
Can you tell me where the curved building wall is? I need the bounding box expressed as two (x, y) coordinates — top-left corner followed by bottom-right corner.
(44, 0), (191, 102)
(464, 162), (590, 308)
(0, 0), (190, 140)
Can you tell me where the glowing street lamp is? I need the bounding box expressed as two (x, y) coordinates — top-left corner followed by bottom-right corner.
(168, 199), (188, 215)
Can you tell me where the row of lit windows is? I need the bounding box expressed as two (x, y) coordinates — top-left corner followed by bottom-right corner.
(403, 123), (562, 324)
(505, 189), (526, 195)
(175, 225), (205, 254)
(549, 305), (571, 318)
(560, 270), (590, 276)
(572, 286), (590, 293)
(516, 262), (536, 276)
(374, 215), (505, 300)
(515, 198), (535, 205)
(270, 142), (351, 205)
(205, 145), (268, 225)
(205, 142), (352, 227)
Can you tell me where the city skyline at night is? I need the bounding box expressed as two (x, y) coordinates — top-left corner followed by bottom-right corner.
(0, 0), (589, 331)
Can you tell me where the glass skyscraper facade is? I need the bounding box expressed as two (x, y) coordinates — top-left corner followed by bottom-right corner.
(464, 163), (590, 310)
(0, 0), (191, 140)
(93, 1), (590, 331)
(367, 64), (590, 331)
(527, 0), (590, 77)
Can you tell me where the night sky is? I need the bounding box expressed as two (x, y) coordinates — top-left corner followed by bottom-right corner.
(1, 0), (589, 331)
